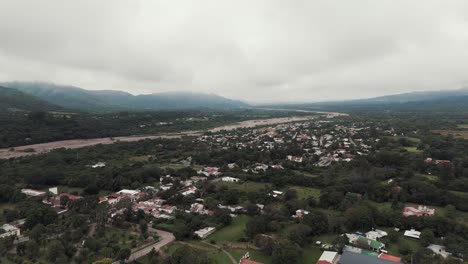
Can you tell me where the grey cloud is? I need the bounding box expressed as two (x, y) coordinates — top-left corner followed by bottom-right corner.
(1, 0), (468, 103)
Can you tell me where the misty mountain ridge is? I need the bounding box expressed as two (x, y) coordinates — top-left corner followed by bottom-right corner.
(0, 86), (61, 112)
(1, 82), (248, 112)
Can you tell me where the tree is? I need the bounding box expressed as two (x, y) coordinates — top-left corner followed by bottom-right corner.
(272, 239), (302, 264)
(47, 240), (65, 262)
(117, 248), (131, 261)
(25, 240), (40, 259)
(284, 189), (298, 201)
(60, 195), (70, 207)
(332, 235), (348, 254)
(445, 204), (457, 219)
(420, 229), (435, 247)
(16, 242), (26, 256)
(245, 216), (268, 239)
(254, 234), (275, 255)
(303, 211), (329, 235)
(287, 224), (311, 246)
(139, 220), (148, 237)
(29, 224), (46, 243)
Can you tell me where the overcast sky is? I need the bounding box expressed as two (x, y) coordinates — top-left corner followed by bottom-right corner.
(1, 1), (468, 103)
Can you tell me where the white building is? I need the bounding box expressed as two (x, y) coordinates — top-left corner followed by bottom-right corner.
(0, 224), (20, 239)
(427, 244), (452, 259)
(194, 227), (216, 239)
(365, 229), (388, 240)
(317, 251), (338, 264)
(21, 189), (46, 197)
(117, 189), (140, 196)
(222, 177), (240, 183)
(404, 229), (421, 239)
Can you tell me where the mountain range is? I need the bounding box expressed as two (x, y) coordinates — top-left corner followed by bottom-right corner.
(0, 82), (248, 112)
(1, 81), (468, 113)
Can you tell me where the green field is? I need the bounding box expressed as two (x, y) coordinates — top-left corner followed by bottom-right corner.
(289, 186), (321, 200)
(299, 245), (323, 264)
(215, 181), (270, 193)
(209, 215), (250, 243)
(386, 136), (421, 143)
(207, 250), (232, 264)
(385, 234), (421, 256)
(457, 124), (468, 129)
(404, 147), (423, 153)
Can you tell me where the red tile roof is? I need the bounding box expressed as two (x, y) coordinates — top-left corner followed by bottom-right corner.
(379, 253), (402, 263)
(240, 259), (263, 264)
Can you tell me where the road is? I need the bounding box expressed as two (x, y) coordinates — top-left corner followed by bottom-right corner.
(113, 228), (175, 264)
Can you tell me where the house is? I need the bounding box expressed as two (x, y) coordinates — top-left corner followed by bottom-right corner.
(404, 229), (421, 239)
(21, 189), (46, 197)
(339, 251), (401, 264)
(117, 189), (140, 196)
(378, 253), (402, 263)
(366, 229), (388, 241)
(90, 162), (106, 168)
(180, 186), (197, 196)
(159, 205), (177, 214)
(222, 176), (240, 182)
(316, 251), (338, 264)
(354, 236), (385, 252)
(287, 155), (303, 163)
(403, 205), (435, 217)
(194, 227), (216, 239)
(427, 244), (452, 258)
(293, 209), (310, 218)
(43, 193), (83, 207)
(0, 224), (20, 239)
(269, 190), (283, 198)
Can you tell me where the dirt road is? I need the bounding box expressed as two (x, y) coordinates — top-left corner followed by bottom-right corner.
(113, 228), (175, 263)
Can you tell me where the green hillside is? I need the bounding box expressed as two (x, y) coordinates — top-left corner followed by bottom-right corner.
(0, 86), (61, 112)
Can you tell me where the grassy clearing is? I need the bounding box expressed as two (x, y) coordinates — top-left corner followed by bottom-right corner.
(299, 245), (323, 264)
(129, 155), (154, 162)
(0, 202), (15, 213)
(416, 173), (439, 183)
(385, 136), (421, 143)
(450, 190), (468, 198)
(215, 181), (270, 193)
(386, 235), (421, 256)
(289, 186), (321, 200)
(315, 233), (338, 244)
(404, 147), (423, 153)
(457, 124), (468, 129)
(207, 250), (232, 264)
(161, 243), (183, 255)
(432, 130), (468, 139)
(226, 248), (272, 264)
(210, 215), (250, 243)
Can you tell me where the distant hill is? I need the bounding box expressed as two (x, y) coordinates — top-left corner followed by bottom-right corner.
(1, 82), (248, 112)
(345, 88), (468, 105)
(263, 87), (468, 113)
(0, 86), (61, 112)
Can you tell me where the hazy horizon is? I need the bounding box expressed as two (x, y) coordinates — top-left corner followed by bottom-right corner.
(1, 1), (468, 103)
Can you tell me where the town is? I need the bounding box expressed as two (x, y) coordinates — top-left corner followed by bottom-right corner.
(1, 112), (467, 264)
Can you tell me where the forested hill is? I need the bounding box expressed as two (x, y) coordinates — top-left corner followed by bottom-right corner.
(0, 86), (61, 112)
(1, 82), (248, 112)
